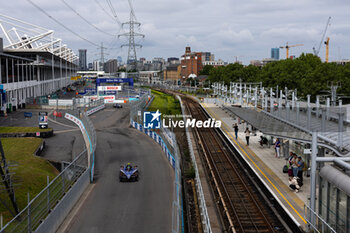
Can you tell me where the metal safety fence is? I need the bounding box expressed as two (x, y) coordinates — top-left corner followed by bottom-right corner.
(304, 204), (336, 233)
(0, 100), (100, 233)
(27, 96), (104, 110)
(0, 150), (87, 233)
(129, 90), (183, 233)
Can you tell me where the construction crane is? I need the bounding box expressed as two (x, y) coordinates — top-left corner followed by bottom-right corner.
(325, 37), (330, 63)
(280, 43), (304, 59)
(313, 16), (331, 56)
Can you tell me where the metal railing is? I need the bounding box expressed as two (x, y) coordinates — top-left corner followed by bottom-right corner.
(129, 90), (151, 124)
(27, 96), (104, 110)
(0, 150), (87, 233)
(304, 204), (336, 233)
(0, 101), (99, 232)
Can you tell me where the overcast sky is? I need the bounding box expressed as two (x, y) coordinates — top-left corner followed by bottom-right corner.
(1, 0), (350, 65)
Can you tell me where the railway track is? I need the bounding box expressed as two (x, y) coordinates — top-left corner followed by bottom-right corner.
(181, 96), (299, 233)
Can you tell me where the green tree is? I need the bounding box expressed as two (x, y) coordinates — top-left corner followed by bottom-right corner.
(200, 65), (214, 75)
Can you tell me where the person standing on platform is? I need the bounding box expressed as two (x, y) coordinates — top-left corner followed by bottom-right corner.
(287, 152), (294, 177)
(274, 138), (281, 158)
(233, 123), (239, 140)
(297, 156), (304, 184)
(291, 154), (298, 177)
(244, 128), (250, 146)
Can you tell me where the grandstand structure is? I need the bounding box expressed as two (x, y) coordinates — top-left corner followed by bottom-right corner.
(0, 14), (78, 112)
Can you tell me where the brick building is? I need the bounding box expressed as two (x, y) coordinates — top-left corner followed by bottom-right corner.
(164, 64), (180, 83)
(180, 47), (203, 83)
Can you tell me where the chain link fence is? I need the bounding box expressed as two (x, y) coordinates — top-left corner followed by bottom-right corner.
(0, 150), (87, 233)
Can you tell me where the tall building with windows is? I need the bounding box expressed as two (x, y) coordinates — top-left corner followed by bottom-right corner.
(271, 48), (279, 60)
(180, 47), (203, 83)
(201, 52), (212, 62)
(104, 59), (118, 73)
(79, 49), (87, 71)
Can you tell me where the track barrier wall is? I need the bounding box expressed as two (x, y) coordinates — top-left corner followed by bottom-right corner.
(129, 90), (183, 233)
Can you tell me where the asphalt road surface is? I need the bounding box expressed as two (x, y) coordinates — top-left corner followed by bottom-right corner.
(64, 106), (174, 233)
(0, 108), (84, 162)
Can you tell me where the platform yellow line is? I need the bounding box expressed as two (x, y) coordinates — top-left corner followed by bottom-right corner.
(203, 103), (307, 224)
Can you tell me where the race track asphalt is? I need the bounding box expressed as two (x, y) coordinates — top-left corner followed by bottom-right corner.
(64, 106), (174, 233)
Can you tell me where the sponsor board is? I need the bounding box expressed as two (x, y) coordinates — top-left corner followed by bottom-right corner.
(83, 95), (98, 100)
(97, 86), (122, 91)
(103, 95), (115, 103)
(86, 104), (105, 116)
(64, 113), (86, 135)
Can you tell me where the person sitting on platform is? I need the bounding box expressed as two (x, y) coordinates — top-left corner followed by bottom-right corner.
(259, 135), (268, 147)
(289, 177), (302, 193)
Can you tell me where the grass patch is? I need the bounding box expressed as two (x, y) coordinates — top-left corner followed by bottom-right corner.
(148, 90), (182, 119)
(0, 138), (58, 223)
(0, 127), (52, 134)
(185, 163), (195, 179)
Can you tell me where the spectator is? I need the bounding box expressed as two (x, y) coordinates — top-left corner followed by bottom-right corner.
(274, 138), (281, 158)
(233, 123), (239, 140)
(287, 152), (294, 177)
(291, 154), (298, 177)
(259, 135), (268, 147)
(244, 128), (250, 146)
(297, 156), (304, 183)
(289, 177), (302, 193)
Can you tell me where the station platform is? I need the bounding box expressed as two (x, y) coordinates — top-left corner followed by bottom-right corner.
(201, 100), (309, 230)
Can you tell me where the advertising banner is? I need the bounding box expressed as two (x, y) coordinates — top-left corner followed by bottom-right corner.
(103, 95), (115, 103)
(97, 86), (122, 91)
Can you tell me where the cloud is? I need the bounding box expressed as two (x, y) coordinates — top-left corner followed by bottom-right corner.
(260, 27), (319, 41)
(0, 0), (350, 64)
(216, 28), (254, 45)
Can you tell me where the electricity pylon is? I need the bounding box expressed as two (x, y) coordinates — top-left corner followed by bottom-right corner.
(118, 11), (144, 71)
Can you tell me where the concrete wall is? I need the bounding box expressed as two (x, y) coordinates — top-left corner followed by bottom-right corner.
(35, 169), (90, 233)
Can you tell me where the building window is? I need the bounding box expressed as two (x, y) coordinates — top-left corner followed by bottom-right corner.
(8, 59), (13, 83)
(1, 57), (6, 84)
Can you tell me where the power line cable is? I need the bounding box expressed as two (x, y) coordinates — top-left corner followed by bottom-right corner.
(106, 0), (122, 26)
(93, 0), (115, 21)
(26, 0), (100, 47)
(61, 0), (116, 37)
(127, 0), (137, 21)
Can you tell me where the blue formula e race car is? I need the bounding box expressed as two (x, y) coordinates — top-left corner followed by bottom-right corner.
(119, 163), (139, 182)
